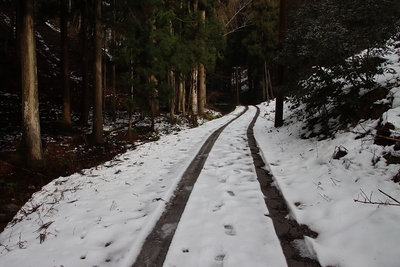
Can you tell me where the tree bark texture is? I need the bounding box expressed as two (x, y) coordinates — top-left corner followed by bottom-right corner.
(169, 69), (176, 122)
(198, 63), (206, 116)
(177, 74), (186, 116)
(92, 0), (103, 144)
(80, 0), (90, 125)
(20, 0), (43, 165)
(191, 67), (198, 115)
(61, 0), (72, 128)
(197, 9), (206, 116)
(275, 0), (287, 127)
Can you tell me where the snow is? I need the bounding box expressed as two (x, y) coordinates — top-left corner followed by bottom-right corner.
(163, 106), (286, 267)
(2, 49), (400, 267)
(2, 97), (400, 267)
(254, 101), (400, 267)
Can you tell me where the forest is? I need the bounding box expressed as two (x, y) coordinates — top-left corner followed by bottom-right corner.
(1, 0), (400, 231)
(0, 0), (279, 228)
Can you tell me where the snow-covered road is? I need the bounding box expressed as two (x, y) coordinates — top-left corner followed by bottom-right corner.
(2, 106), (291, 267)
(162, 106), (287, 267)
(2, 100), (400, 267)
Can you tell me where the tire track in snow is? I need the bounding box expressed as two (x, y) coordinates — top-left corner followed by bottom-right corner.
(131, 107), (249, 267)
(162, 106), (287, 267)
(248, 106), (321, 267)
(133, 105), (322, 267)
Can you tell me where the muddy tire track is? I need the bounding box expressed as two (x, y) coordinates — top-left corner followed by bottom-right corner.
(247, 106), (321, 267)
(132, 105), (321, 267)
(132, 107), (248, 267)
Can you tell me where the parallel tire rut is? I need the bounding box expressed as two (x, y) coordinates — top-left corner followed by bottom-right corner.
(133, 106), (322, 267)
(132, 107), (249, 267)
(247, 106), (321, 267)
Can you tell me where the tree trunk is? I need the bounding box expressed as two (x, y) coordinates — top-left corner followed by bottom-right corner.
(198, 63), (206, 116)
(275, 0), (287, 127)
(19, 0), (43, 165)
(92, 0), (103, 144)
(150, 75), (158, 132)
(128, 55), (134, 133)
(112, 61), (116, 122)
(80, 0), (90, 125)
(178, 74), (186, 116)
(111, 5), (117, 122)
(268, 69), (274, 100)
(197, 9), (206, 116)
(169, 69), (176, 123)
(235, 67), (240, 105)
(61, 0), (72, 129)
(263, 62), (267, 101)
(15, 0), (21, 60)
(191, 67), (198, 115)
(102, 57), (107, 124)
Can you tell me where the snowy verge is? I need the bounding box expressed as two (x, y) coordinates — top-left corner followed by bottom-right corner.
(255, 100), (400, 267)
(0, 107), (244, 267)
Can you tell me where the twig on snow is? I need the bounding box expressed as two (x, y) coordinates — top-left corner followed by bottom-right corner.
(378, 189), (400, 205)
(354, 189), (400, 206)
(0, 243), (11, 252)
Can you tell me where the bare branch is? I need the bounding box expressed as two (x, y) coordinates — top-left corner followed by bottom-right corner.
(224, 0), (252, 28)
(223, 24), (252, 36)
(354, 189), (400, 206)
(353, 199), (400, 206)
(378, 189), (400, 205)
(218, 0), (253, 36)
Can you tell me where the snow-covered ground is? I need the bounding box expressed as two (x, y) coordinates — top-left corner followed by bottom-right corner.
(255, 101), (400, 267)
(0, 107), (246, 267)
(1, 51), (400, 266)
(1, 96), (400, 266)
(163, 106), (286, 267)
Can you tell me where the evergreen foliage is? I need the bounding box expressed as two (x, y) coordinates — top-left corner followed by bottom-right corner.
(243, 0), (278, 65)
(109, 0), (225, 123)
(278, 0), (400, 133)
(213, 0), (279, 104)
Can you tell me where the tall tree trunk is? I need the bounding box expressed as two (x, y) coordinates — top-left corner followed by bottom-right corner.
(19, 0), (43, 165)
(197, 9), (206, 116)
(169, 69), (176, 123)
(149, 76), (158, 132)
(268, 69), (274, 100)
(15, 0), (21, 60)
(198, 63), (206, 116)
(61, 0), (72, 129)
(190, 68), (198, 126)
(127, 55), (134, 134)
(275, 0), (287, 127)
(92, 0), (103, 144)
(235, 67), (240, 105)
(112, 61), (116, 121)
(168, 19), (175, 123)
(80, 0), (90, 125)
(177, 74), (186, 116)
(111, 3), (117, 122)
(191, 67), (198, 115)
(181, 80), (186, 116)
(102, 57), (107, 124)
(262, 63), (267, 101)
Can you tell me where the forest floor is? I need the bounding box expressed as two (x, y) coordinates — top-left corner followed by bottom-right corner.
(0, 112), (131, 232)
(0, 96), (225, 232)
(0, 1), (193, 231)
(0, 107), (199, 232)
